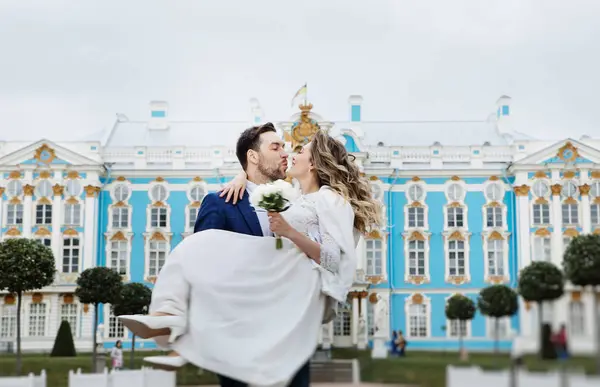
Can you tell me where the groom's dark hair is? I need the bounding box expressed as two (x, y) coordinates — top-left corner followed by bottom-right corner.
(236, 122), (277, 171)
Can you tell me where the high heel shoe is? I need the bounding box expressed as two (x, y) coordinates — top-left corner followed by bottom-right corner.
(118, 315), (186, 343)
(143, 355), (188, 370)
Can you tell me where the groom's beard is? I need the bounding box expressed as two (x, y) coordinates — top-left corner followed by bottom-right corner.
(257, 159), (286, 182)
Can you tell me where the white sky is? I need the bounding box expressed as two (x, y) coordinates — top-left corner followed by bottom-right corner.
(1, 0), (600, 142)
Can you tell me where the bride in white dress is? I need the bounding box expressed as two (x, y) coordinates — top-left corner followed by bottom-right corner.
(119, 131), (381, 386)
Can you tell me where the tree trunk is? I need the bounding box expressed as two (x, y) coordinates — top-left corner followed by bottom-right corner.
(130, 335), (136, 369)
(538, 302), (544, 359)
(15, 292), (22, 376)
(594, 293), (600, 375)
(494, 317), (499, 355)
(92, 304), (98, 372)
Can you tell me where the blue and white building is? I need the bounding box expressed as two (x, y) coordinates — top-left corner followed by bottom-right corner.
(0, 95), (596, 354)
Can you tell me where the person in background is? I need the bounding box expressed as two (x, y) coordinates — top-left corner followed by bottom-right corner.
(552, 324), (569, 360)
(396, 330), (407, 357)
(111, 340), (123, 370)
(390, 331), (399, 355)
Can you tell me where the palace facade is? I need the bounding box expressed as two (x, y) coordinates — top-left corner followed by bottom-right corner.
(0, 95), (597, 355)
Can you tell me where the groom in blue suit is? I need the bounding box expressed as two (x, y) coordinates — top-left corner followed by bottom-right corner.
(193, 123), (311, 387)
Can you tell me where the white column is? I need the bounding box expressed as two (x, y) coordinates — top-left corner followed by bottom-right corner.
(321, 322), (333, 350)
(580, 170), (592, 233)
(51, 185), (63, 268)
(352, 295), (359, 345)
(551, 184), (563, 267)
(520, 299), (532, 337)
(23, 185), (34, 237)
(83, 186), (98, 270)
(371, 293), (390, 358)
(514, 186), (531, 270)
(550, 182), (564, 330)
(355, 235), (365, 271)
(357, 296), (368, 349)
(0, 188), (4, 239)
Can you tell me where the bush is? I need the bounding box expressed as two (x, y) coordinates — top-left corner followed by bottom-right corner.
(50, 320), (77, 357)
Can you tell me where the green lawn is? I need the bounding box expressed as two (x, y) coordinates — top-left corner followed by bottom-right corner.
(0, 349), (596, 387)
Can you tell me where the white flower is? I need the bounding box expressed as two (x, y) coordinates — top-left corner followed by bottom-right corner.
(249, 180), (297, 210)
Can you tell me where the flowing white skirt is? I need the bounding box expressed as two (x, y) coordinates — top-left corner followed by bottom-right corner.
(150, 229), (325, 386)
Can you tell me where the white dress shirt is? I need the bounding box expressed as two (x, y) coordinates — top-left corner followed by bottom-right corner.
(246, 181), (272, 237)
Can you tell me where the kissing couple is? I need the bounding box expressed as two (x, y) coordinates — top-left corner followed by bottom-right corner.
(119, 123), (382, 387)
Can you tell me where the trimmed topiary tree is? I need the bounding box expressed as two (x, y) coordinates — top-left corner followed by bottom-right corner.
(518, 261), (564, 359)
(563, 234), (600, 373)
(75, 267), (122, 372)
(50, 320), (77, 357)
(112, 282), (152, 368)
(445, 294), (476, 357)
(477, 285), (519, 354)
(0, 238), (56, 375)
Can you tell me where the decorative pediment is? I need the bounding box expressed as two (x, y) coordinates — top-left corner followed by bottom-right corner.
(0, 139), (101, 167)
(511, 139), (599, 167)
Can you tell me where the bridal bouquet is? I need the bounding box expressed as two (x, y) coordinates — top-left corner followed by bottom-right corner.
(250, 179), (298, 249)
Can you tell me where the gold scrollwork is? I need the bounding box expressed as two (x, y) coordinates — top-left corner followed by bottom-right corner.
(291, 104), (321, 150)
(411, 293), (424, 304)
(513, 185), (530, 196)
(149, 232), (167, 242)
(23, 184), (34, 196)
(6, 227), (21, 237)
(366, 275), (384, 285)
(486, 275), (506, 284)
(557, 142), (580, 162)
(579, 184), (591, 196)
(563, 228), (579, 237)
(9, 171), (22, 179)
(34, 227), (51, 237)
(411, 176), (421, 182)
(407, 275), (427, 285)
(488, 231), (504, 240)
(34, 144), (57, 164)
(489, 175), (499, 181)
(85, 185), (100, 197)
(110, 231), (127, 241)
(534, 228), (551, 237)
(591, 171), (600, 179)
(447, 231), (464, 240)
(534, 171), (548, 179)
(66, 171), (79, 179)
(38, 170), (51, 179)
(52, 184), (64, 196)
(551, 184), (562, 196)
(563, 171), (576, 179)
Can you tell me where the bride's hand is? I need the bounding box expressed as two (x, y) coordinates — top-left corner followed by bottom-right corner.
(268, 212), (294, 238)
(219, 171), (247, 204)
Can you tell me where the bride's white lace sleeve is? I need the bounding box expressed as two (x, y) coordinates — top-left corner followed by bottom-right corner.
(318, 227), (342, 273)
(314, 186), (359, 304)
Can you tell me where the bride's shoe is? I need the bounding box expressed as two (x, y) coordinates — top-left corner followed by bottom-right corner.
(118, 315), (186, 343)
(143, 355), (187, 370)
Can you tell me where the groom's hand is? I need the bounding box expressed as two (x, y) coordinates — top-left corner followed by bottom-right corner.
(268, 212), (293, 238)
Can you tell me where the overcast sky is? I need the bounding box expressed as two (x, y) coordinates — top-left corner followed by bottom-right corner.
(1, 0), (599, 142)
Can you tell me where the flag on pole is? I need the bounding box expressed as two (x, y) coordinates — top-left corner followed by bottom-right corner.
(291, 83), (307, 107)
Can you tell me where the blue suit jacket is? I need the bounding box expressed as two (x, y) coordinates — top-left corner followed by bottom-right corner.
(193, 190), (263, 237)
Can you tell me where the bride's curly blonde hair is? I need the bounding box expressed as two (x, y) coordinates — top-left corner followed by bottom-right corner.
(310, 130), (383, 233)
